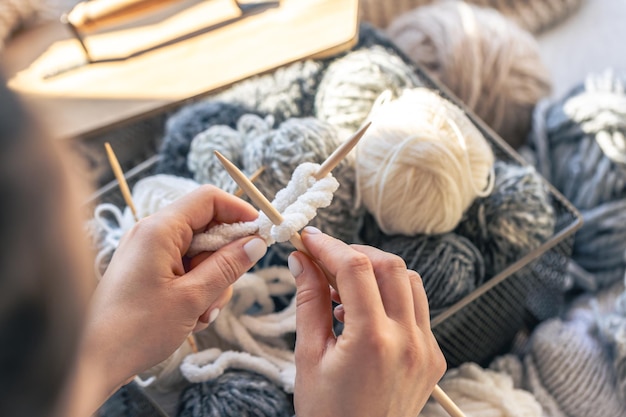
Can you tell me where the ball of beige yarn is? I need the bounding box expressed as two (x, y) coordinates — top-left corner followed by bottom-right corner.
(387, 1), (552, 149)
(359, 0), (582, 34)
(356, 88), (495, 235)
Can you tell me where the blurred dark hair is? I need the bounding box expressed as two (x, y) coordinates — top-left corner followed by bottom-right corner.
(0, 77), (88, 416)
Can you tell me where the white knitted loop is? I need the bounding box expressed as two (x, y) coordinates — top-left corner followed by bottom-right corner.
(188, 162), (339, 255)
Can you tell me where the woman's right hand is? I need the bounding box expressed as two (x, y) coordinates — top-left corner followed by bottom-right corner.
(288, 226), (446, 417)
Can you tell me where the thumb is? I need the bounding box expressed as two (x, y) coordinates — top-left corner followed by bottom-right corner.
(185, 236), (267, 300)
(289, 252), (334, 358)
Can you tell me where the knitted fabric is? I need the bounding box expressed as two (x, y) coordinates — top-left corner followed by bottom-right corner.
(188, 161), (339, 256)
(314, 45), (423, 140)
(155, 101), (264, 178)
(177, 370), (294, 417)
(456, 161), (555, 278)
(359, 0), (582, 34)
(419, 362), (543, 417)
(180, 267), (296, 392)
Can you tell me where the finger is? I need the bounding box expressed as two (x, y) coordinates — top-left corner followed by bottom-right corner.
(330, 288), (341, 305)
(301, 227), (385, 323)
(194, 285), (233, 332)
(160, 184), (258, 233)
(289, 252), (335, 357)
(408, 269), (432, 330)
(333, 304), (345, 323)
(351, 245), (415, 324)
(183, 235), (267, 301)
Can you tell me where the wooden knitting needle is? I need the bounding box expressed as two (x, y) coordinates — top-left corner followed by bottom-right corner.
(104, 142), (199, 354)
(314, 121), (371, 180)
(234, 165), (266, 198)
(431, 385), (466, 417)
(104, 142), (138, 222)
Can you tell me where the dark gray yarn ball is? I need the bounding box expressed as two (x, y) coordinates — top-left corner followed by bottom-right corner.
(359, 213), (485, 316)
(456, 161), (556, 278)
(177, 370), (293, 417)
(155, 101), (264, 178)
(214, 59), (327, 124)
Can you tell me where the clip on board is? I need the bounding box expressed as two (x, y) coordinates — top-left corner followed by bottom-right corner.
(3, 0), (359, 140)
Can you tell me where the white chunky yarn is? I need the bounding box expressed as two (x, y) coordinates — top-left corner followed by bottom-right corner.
(419, 363), (543, 417)
(189, 162), (339, 255)
(181, 267), (297, 392)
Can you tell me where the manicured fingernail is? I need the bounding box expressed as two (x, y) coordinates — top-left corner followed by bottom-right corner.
(303, 226), (321, 235)
(288, 253), (303, 277)
(243, 238), (267, 263)
(208, 308), (220, 324)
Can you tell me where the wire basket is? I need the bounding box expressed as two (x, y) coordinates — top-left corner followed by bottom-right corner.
(85, 27), (583, 371)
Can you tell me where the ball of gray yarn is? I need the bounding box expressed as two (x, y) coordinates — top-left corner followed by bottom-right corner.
(187, 114), (271, 192)
(214, 59), (327, 124)
(359, 213), (485, 316)
(314, 45), (422, 139)
(155, 101), (264, 178)
(529, 70), (626, 211)
(243, 116), (361, 245)
(177, 370), (293, 417)
(456, 161), (556, 278)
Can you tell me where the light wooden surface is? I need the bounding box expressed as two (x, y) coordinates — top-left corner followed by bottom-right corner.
(3, 0), (359, 140)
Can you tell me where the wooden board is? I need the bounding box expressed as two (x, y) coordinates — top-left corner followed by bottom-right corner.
(3, 0), (359, 140)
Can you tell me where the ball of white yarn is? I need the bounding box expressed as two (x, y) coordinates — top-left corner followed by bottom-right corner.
(356, 88), (494, 235)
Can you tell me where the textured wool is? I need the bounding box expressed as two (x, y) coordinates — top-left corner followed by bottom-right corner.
(359, 0), (581, 34)
(189, 162), (339, 255)
(524, 316), (626, 417)
(526, 70), (626, 289)
(98, 381), (169, 417)
(155, 101), (264, 178)
(419, 362), (543, 417)
(241, 115), (361, 246)
(314, 45), (422, 140)
(356, 87), (494, 235)
(177, 370), (293, 417)
(214, 59), (327, 124)
(181, 267), (296, 392)
(359, 212), (485, 316)
(456, 161), (555, 278)
(387, 1), (552, 149)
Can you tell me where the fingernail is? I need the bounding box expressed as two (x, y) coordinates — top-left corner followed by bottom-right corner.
(303, 226), (321, 235)
(288, 253), (303, 277)
(208, 308), (220, 324)
(243, 238), (267, 263)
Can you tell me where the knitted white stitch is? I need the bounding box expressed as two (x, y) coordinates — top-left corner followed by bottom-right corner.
(188, 162), (339, 255)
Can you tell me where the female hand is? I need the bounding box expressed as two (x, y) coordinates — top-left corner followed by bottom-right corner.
(289, 226), (446, 417)
(80, 185), (268, 396)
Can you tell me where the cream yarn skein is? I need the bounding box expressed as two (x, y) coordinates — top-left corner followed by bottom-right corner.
(356, 88), (494, 235)
(387, 1), (552, 149)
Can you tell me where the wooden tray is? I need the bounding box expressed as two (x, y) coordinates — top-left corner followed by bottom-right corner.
(3, 0), (359, 140)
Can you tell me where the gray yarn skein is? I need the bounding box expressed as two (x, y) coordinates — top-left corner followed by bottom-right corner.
(177, 370), (294, 417)
(155, 101), (265, 178)
(526, 70), (626, 289)
(214, 59), (327, 124)
(597, 285), (626, 403)
(187, 114), (271, 192)
(456, 161), (556, 278)
(314, 45), (422, 140)
(359, 213), (485, 316)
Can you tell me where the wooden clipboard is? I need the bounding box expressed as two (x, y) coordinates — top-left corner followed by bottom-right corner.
(3, 0), (359, 140)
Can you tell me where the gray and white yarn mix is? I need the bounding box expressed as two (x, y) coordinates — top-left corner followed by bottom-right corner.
(314, 45), (422, 140)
